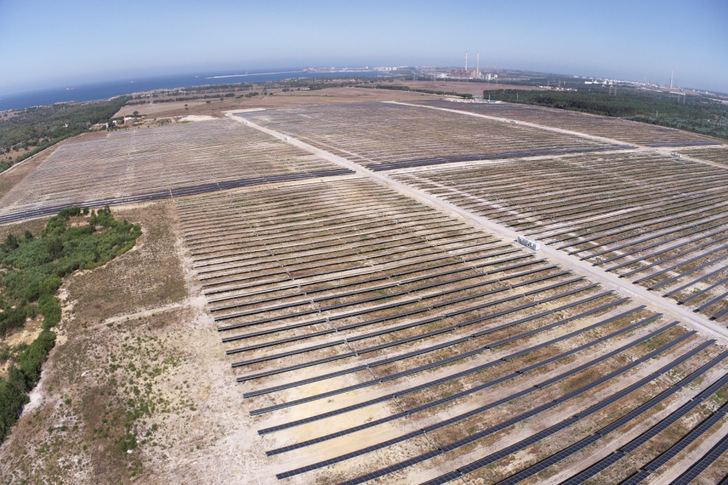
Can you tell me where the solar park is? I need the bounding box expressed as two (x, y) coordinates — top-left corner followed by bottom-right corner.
(3, 99), (728, 484)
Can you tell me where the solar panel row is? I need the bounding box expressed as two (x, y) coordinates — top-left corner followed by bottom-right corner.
(218, 247), (535, 329)
(670, 432), (728, 484)
(233, 275), (584, 371)
(253, 295), (638, 420)
(370, 145), (633, 172)
(597, 224), (728, 269)
(0, 168), (355, 225)
(504, 350), (728, 484)
(279, 329), (697, 481)
(263, 309), (658, 455)
(414, 340), (715, 485)
(240, 276), (587, 390)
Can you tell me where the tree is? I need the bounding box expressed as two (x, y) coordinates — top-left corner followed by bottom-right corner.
(3, 233), (18, 251)
(46, 237), (63, 260)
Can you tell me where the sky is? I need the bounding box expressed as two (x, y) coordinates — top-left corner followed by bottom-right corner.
(1, 0), (727, 95)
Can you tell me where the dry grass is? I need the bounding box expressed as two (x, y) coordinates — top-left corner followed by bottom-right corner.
(65, 202), (186, 324)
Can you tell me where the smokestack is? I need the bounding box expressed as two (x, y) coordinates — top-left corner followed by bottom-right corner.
(476, 52), (480, 78)
(465, 51), (468, 71)
(670, 70), (674, 89)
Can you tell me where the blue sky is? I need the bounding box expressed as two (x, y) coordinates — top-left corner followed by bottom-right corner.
(1, 0), (726, 95)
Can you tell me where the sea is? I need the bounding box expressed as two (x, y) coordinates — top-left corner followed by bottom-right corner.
(0, 69), (393, 111)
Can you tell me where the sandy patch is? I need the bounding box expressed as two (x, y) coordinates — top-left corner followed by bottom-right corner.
(179, 115), (216, 122)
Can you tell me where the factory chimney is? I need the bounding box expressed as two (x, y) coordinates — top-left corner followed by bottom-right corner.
(476, 52), (480, 78)
(670, 70), (674, 89)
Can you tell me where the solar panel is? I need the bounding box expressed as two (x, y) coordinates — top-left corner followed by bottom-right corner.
(644, 400), (728, 472)
(643, 250), (728, 289)
(240, 281), (594, 393)
(560, 452), (625, 485)
(407, 340), (710, 485)
(273, 331), (699, 481)
(671, 433), (728, 484)
(588, 215), (728, 261)
(260, 301), (643, 443)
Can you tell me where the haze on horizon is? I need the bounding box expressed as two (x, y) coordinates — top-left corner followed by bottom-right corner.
(1, 0), (726, 96)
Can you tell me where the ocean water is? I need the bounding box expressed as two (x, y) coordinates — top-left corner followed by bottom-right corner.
(0, 69), (391, 111)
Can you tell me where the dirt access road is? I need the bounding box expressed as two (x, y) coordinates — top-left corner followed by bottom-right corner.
(227, 109), (728, 344)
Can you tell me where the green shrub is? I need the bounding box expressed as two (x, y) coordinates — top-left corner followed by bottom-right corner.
(0, 305), (27, 338)
(0, 375), (30, 441)
(0, 330), (55, 442)
(38, 294), (61, 329)
(16, 331), (56, 389)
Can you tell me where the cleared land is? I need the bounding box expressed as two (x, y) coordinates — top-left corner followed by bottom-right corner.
(1, 93), (727, 484)
(244, 102), (728, 323)
(174, 176), (728, 484)
(0, 119), (351, 224)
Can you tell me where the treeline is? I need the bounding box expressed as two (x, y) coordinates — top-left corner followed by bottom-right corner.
(126, 92), (238, 106)
(0, 96), (129, 173)
(375, 84), (473, 99)
(0, 206), (141, 443)
(486, 88), (728, 139)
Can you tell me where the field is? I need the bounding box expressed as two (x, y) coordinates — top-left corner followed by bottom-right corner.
(1, 89), (727, 484)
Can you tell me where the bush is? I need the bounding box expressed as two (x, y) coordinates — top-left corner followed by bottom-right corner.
(0, 376), (30, 442)
(0, 305), (27, 338)
(16, 330), (56, 389)
(38, 294), (61, 329)
(0, 331), (55, 442)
